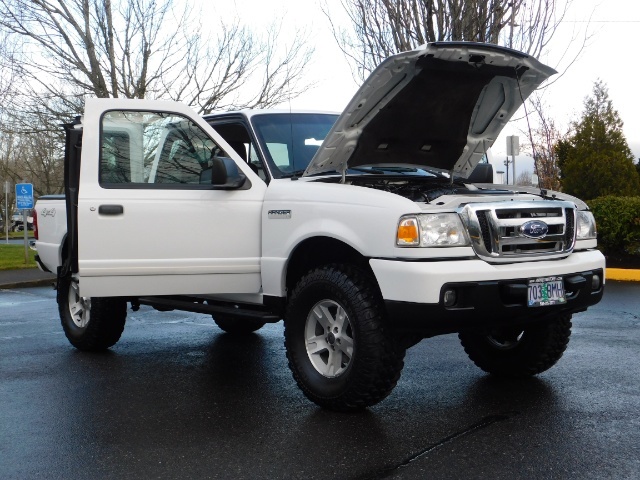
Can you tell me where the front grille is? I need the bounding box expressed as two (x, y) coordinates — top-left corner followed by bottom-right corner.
(476, 210), (492, 252)
(565, 207), (575, 250)
(462, 201), (577, 263)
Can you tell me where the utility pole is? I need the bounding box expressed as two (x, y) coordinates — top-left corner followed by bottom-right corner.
(504, 157), (511, 184)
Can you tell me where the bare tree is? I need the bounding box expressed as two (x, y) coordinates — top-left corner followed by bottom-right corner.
(164, 18), (313, 114)
(0, 97), (67, 197)
(325, 0), (570, 81)
(0, 0), (314, 195)
(0, 132), (64, 196)
(0, 31), (16, 105)
(521, 95), (562, 190)
(0, 0), (313, 113)
(515, 169), (533, 186)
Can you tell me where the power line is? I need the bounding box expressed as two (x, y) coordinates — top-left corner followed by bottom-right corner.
(562, 20), (640, 23)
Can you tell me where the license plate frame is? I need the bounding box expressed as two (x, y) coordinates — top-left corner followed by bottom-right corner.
(527, 276), (566, 307)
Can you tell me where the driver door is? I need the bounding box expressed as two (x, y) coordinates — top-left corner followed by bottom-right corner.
(76, 99), (266, 298)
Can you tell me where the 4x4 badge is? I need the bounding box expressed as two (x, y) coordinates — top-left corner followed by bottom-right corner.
(520, 220), (548, 239)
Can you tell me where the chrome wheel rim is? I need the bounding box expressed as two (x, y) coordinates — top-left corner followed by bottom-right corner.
(68, 278), (91, 328)
(304, 299), (354, 378)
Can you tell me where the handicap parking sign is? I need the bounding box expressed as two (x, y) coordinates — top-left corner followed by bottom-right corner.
(16, 183), (34, 210)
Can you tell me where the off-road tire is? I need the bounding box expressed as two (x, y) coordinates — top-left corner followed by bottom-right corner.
(58, 276), (127, 351)
(458, 314), (572, 377)
(284, 264), (406, 411)
(213, 315), (266, 335)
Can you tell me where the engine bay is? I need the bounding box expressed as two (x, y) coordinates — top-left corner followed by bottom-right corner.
(321, 175), (512, 203)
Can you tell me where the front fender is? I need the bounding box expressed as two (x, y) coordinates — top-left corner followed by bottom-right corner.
(261, 179), (418, 297)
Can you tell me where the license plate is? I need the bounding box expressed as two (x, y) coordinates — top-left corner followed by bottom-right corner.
(527, 276), (566, 307)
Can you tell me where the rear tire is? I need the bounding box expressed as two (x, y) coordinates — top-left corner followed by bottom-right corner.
(213, 315), (266, 335)
(458, 314), (572, 377)
(284, 264), (406, 411)
(58, 276), (127, 351)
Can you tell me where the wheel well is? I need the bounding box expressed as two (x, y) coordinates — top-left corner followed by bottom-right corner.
(285, 237), (374, 292)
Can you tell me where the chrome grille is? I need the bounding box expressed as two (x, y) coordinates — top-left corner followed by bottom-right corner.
(461, 201), (577, 263)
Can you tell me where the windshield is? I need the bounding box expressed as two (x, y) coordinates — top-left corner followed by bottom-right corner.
(251, 113), (338, 178)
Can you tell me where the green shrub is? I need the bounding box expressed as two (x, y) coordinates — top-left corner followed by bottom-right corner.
(587, 196), (640, 255)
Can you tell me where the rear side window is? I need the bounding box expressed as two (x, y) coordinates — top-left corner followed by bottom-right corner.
(100, 110), (222, 187)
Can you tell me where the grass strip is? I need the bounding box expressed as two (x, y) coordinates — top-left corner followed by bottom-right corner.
(0, 244), (37, 270)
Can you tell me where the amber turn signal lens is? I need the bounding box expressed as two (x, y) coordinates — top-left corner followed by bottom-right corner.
(397, 218), (419, 246)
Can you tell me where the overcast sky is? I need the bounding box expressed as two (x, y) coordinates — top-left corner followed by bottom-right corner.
(216, 0), (640, 177)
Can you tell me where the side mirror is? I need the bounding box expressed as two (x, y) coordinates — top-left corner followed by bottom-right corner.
(200, 157), (248, 189)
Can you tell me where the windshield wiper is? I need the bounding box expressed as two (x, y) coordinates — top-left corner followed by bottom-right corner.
(347, 167), (387, 175)
(350, 166), (443, 177)
(279, 169), (307, 179)
(280, 166), (418, 178)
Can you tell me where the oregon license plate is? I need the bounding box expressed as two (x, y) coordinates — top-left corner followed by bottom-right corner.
(527, 276), (566, 307)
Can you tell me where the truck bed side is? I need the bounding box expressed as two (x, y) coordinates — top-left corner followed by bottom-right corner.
(34, 195), (67, 273)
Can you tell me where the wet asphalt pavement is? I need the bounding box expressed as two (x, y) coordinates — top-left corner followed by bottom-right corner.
(1, 282), (639, 479)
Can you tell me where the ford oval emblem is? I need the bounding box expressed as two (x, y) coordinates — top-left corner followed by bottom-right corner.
(520, 220), (549, 239)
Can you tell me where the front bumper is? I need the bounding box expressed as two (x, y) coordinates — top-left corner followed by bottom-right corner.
(370, 250), (605, 335)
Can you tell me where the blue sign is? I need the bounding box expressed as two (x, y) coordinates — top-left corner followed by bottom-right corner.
(16, 183), (34, 210)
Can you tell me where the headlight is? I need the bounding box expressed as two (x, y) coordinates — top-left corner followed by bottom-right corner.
(397, 213), (469, 247)
(576, 211), (597, 240)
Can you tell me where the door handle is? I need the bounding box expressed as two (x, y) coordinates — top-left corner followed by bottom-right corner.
(98, 205), (124, 215)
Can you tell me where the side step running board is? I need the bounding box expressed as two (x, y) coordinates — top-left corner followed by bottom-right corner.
(136, 296), (281, 323)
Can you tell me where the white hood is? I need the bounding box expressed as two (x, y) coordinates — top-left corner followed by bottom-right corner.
(304, 42), (556, 178)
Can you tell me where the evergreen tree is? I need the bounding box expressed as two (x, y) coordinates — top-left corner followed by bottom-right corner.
(560, 80), (640, 200)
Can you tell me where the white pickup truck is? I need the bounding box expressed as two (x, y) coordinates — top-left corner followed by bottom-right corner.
(34, 42), (604, 411)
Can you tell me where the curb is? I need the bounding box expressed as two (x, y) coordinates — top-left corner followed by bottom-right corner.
(0, 278), (56, 290)
(606, 268), (640, 282)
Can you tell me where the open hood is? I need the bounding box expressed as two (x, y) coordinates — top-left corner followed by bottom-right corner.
(304, 42), (556, 178)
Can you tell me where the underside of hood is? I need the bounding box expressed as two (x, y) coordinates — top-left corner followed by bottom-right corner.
(304, 42), (556, 178)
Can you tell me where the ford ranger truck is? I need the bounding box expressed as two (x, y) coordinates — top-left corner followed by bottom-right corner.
(34, 42), (604, 411)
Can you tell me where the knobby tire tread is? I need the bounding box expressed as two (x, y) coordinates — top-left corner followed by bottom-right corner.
(59, 278), (127, 351)
(458, 314), (572, 377)
(284, 264), (406, 411)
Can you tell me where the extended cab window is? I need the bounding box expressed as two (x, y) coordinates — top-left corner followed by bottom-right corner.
(100, 111), (221, 187)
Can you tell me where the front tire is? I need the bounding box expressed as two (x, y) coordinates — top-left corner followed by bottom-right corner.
(458, 314), (572, 377)
(284, 264), (406, 411)
(58, 276), (127, 351)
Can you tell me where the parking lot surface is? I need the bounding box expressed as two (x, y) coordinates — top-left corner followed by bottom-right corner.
(1, 282), (639, 479)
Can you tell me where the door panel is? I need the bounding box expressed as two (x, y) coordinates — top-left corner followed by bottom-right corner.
(77, 99), (265, 297)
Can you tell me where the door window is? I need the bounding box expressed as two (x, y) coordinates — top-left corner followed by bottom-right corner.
(100, 110), (221, 187)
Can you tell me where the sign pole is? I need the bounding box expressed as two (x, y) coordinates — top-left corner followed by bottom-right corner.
(23, 208), (28, 263)
(15, 183), (34, 264)
(4, 181), (8, 244)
